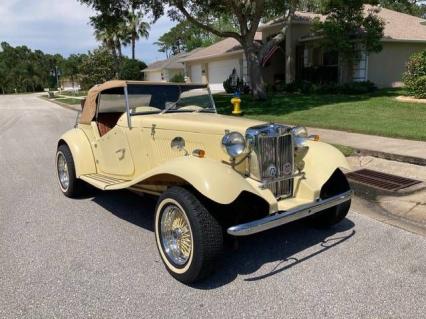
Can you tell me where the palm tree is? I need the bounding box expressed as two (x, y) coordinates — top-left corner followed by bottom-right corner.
(93, 27), (118, 59)
(123, 10), (150, 60)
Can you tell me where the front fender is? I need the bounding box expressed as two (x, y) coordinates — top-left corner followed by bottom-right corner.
(299, 140), (351, 198)
(123, 156), (269, 205)
(58, 128), (96, 177)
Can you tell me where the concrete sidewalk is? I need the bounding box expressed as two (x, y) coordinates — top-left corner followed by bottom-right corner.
(309, 127), (426, 165)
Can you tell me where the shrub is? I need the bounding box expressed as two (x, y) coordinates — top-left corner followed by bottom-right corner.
(410, 76), (426, 98)
(223, 73), (250, 94)
(403, 51), (426, 96)
(169, 73), (185, 83)
(118, 58), (146, 80)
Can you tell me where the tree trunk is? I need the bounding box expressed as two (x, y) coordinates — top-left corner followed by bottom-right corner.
(132, 33), (136, 60)
(244, 45), (267, 100)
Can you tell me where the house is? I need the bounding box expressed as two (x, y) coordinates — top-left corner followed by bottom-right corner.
(60, 77), (80, 91)
(142, 49), (202, 82)
(180, 6), (426, 91)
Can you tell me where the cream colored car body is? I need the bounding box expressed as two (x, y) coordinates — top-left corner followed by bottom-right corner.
(59, 81), (350, 217)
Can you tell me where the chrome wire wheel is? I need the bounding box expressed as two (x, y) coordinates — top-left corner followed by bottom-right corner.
(160, 204), (193, 266)
(57, 152), (69, 191)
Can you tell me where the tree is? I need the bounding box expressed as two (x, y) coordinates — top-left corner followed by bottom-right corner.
(379, 0), (426, 17)
(122, 9), (150, 60)
(62, 54), (87, 89)
(0, 42), (64, 93)
(313, 0), (385, 82)
(79, 47), (117, 89)
(164, 0), (298, 100)
(155, 19), (235, 57)
(118, 57), (147, 79)
(78, 0), (294, 100)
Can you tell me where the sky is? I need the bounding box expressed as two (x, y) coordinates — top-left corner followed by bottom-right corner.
(0, 0), (175, 63)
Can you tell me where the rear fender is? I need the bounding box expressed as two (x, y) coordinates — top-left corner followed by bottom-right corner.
(58, 128), (96, 177)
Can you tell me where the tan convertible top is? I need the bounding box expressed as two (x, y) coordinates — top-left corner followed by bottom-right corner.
(79, 80), (127, 124)
(79, 80), (208, 124)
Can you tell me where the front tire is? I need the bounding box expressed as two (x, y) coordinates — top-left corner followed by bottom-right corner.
(311, 200), (351, 227)
(155, 187), (223, 284)
(56, 144), (84, 198)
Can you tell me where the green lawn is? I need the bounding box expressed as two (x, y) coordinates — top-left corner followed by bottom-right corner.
(60, 90), (88, 97)
(56, 97), (82, 105)
(213, 89), (426, 141)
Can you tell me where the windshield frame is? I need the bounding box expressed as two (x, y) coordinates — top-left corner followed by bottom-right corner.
(127, 83), (217, 118)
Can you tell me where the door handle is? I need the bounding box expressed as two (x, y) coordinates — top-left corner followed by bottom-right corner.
(115, 148), (125, 160)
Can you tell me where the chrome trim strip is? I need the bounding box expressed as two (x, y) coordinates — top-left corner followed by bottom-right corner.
(227, 190), (353, 236)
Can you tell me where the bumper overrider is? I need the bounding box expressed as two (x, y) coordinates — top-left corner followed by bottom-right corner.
(227, 190), (353, 236)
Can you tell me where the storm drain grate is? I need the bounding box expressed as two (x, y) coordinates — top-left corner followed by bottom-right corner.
(346, 169), (422, 191)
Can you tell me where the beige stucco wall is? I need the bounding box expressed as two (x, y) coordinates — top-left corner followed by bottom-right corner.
(368, 42), (426, 88)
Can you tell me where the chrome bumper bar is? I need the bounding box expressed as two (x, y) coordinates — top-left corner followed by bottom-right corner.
(227, 190), (352, 236)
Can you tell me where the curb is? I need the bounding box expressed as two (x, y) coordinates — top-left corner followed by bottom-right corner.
(352, 147), (426, 167)
(39, 96), (81, 112)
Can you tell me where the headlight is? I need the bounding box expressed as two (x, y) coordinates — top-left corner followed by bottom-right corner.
(221, 132), (246, 158)
(291, 126), (308, 138)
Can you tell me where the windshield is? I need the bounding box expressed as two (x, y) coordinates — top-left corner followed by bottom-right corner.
(127, 84), (216, 115)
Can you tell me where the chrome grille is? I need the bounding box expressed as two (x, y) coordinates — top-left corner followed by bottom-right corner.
(246, 124), (294, 199)
(258, 134), (294, 198)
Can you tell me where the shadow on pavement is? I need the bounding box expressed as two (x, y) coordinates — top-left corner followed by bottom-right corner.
(91, 189), (356, 289)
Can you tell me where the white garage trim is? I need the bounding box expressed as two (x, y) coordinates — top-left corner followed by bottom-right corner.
(207, 59), (240, 92)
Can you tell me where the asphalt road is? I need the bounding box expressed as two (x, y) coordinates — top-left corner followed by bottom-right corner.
(1, 94), (425, 319)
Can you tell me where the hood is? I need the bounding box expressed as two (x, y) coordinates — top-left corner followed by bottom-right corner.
(129, 112), (267, 135)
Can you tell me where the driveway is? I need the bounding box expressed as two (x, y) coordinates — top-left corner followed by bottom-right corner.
(0, 94), (425, 318)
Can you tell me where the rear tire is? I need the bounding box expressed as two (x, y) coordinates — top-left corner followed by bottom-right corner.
(56, 144), (84, 198)
(155, 187), (223, 284)
(310, 200), (351, 227)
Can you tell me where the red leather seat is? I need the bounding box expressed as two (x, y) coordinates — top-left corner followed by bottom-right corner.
(97, 113), (123, 137)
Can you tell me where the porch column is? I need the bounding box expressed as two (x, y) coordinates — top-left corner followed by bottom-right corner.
(285, 24), (295, 84)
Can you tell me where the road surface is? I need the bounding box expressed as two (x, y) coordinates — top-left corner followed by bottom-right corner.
(0, 94), (425, 318)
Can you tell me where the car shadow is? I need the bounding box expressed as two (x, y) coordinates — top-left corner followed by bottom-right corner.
(91, 190), (356, 289)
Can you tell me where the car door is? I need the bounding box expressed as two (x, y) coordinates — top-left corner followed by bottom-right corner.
(91, 88), (135, 177)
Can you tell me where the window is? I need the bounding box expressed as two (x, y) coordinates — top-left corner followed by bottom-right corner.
(97, 87), (126, 114)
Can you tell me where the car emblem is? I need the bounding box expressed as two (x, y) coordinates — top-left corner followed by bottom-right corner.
(267, 164), (277, 178)
(283, 162), (292, 175)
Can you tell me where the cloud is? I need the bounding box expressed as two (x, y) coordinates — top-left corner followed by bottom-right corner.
(0, 0), (174, 62)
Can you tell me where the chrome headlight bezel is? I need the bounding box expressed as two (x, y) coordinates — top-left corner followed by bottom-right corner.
(291, 126), (308, 138)
(221, 131), (247, 158)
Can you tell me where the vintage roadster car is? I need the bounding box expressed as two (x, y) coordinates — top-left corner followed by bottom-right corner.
(56, 80), (352, 283)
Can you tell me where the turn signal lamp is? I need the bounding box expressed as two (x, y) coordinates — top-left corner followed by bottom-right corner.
(310, 135), (320, 141)
(192, 149), (206, 158)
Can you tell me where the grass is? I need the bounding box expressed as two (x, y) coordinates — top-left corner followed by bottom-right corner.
(331, 144), (356, 157)
(60, 90), (88, 97)
(213, 88), (426, 141)
(56, 97), (82, 105)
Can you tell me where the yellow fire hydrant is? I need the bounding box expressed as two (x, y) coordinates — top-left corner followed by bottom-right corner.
(231, 95), (243, 116)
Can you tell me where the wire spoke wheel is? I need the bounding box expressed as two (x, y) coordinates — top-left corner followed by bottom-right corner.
(160, 204), (193, 266)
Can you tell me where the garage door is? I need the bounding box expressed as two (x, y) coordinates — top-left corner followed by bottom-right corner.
(190, 64), (202, 84)
(208, 59), (240, 92)
(146, 71), (162, 82)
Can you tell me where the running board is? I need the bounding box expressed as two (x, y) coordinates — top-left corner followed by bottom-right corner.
(80, 173), (131, 190)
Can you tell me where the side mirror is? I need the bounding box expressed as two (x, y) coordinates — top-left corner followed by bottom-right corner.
(80, 98), (86, 110)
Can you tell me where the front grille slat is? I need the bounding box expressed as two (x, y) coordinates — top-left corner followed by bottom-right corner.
(257, 132), (294, 199)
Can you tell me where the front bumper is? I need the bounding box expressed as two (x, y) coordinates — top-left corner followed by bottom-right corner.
(227, 190), (352, 236)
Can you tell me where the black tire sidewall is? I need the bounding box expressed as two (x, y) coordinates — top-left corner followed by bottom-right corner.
(154, 187), (222, 284)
